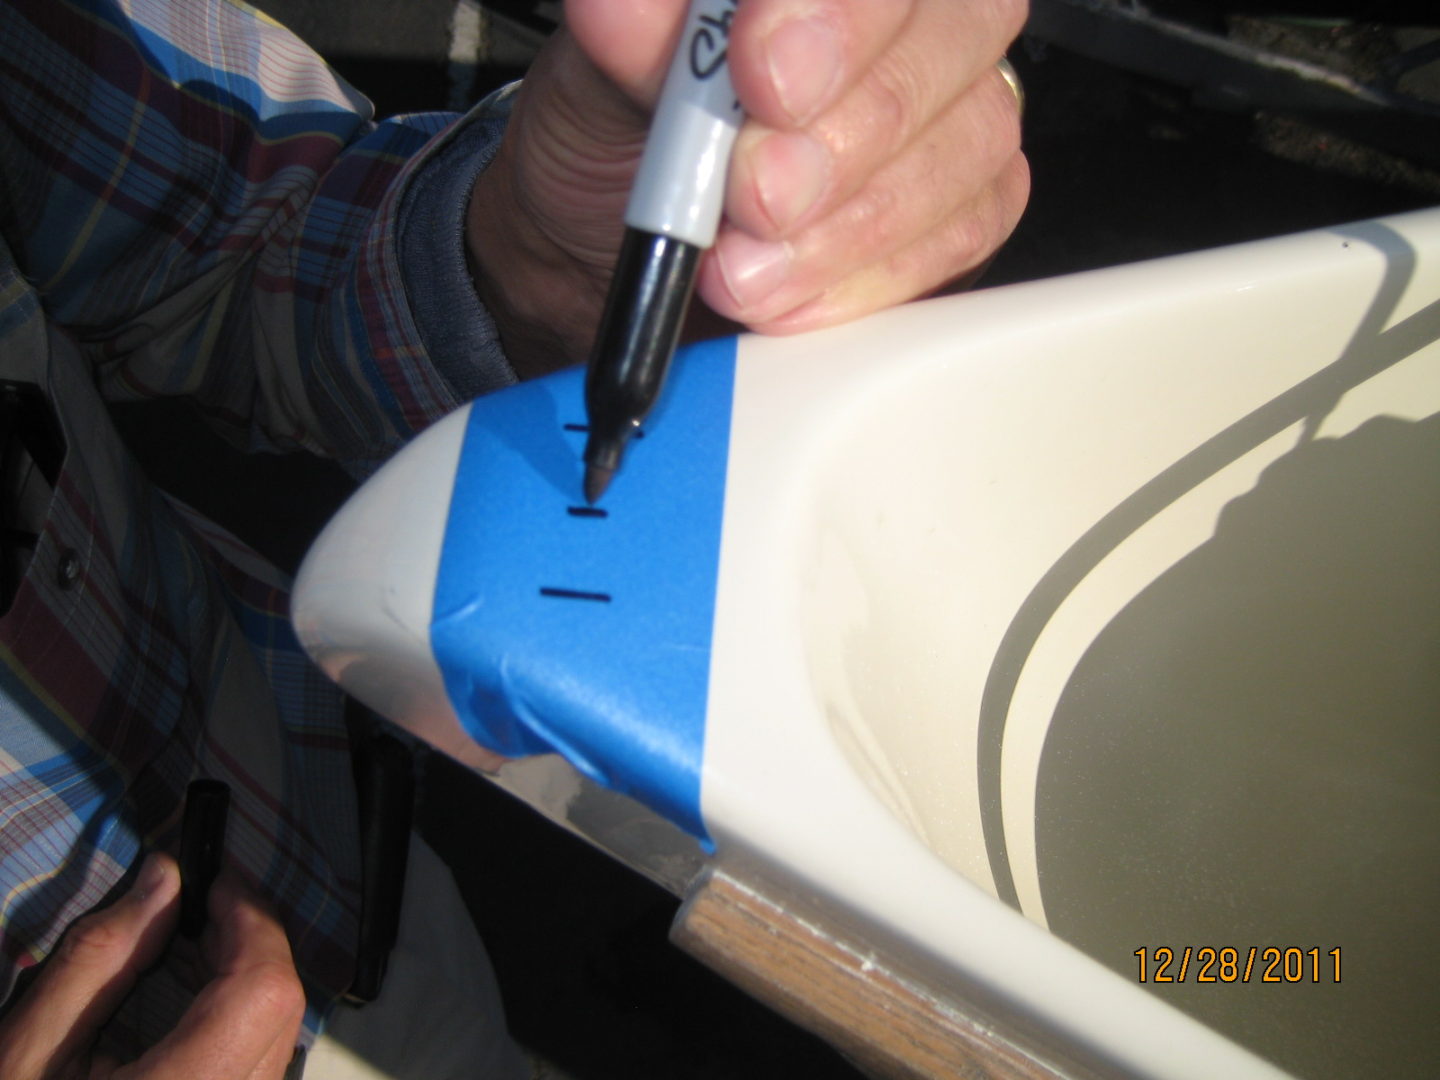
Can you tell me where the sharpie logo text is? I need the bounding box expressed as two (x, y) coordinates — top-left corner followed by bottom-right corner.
(689, 2), (737, 80)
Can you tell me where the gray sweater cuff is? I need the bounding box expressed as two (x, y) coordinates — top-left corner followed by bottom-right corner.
(397, 83), (520, 402)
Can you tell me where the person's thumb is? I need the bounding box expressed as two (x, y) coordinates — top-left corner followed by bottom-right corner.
(0, 853), (180, 1080)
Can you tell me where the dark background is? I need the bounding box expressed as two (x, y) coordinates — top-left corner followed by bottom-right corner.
(116, 4), (1439, 1077)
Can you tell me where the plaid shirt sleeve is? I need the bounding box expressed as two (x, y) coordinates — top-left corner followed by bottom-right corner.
(1, 0), (514, 476)
(0, 0), (517, 1053)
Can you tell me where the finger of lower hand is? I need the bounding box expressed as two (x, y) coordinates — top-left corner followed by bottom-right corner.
(726, 0), (1028, 239)
(132, 879), (304, 1080)
(0, 854), (179, 1080)
(702, 69), (1027, 328)
(126, 960), (303, 1080)
(248, 1028), (303, 1080)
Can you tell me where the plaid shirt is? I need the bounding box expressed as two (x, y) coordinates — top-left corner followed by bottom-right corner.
(0, 0), (510, 1049)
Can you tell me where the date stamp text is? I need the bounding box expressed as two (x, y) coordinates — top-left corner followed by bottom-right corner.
(1135, 947), (1341, 984)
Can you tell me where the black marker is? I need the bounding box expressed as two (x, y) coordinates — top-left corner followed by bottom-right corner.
(178, 778), (230, 938)
(583, 0), (743, 503)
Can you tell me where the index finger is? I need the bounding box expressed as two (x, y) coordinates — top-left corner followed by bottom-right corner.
(134, 875), (305, 1080)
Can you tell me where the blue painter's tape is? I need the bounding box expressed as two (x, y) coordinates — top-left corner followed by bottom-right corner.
(430, 337), (737, 843)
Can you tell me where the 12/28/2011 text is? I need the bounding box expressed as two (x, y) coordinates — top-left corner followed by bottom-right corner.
(1135, 947), (1342, 983)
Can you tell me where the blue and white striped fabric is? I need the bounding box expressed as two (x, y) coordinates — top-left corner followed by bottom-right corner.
(1, 0), (511, 1049)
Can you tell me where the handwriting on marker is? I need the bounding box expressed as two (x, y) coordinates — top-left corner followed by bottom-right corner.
(689, 1), (737, 80)
(539, 587), (612, 603)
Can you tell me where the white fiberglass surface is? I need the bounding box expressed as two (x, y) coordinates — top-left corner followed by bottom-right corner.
(788, 212), (1440, 1080)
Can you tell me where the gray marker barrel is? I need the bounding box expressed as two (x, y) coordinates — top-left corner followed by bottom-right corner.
(625, 0), (743, 247)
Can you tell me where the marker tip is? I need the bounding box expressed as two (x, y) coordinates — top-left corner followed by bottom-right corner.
(583, 464), (613, 505)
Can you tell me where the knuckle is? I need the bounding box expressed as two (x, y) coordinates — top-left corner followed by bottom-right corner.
(944, 200), (1001, 275)
(941, 152), (1030, 275)
(842, 179), (904, 251)
(246, 959), (306, 1023)
(56, 911), (130, 968)
(986, 150), (1032, 244)
(228, 897), (269, 935)
(1003, 151), (1033, 224)
(861, 59), (924, 155)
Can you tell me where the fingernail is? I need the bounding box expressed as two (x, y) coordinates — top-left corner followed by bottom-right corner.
(715, 232), (792, 313)
(132, 854), (169, 902)
(765, 15), (843, 126)
(754, 132), (829, 232)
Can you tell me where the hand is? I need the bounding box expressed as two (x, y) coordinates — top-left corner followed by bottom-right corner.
(0, 854), (306, 1080)
(468, 0), (1029, 377)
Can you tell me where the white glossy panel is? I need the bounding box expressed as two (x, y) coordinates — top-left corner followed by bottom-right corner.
(704, 208), (1440, 1080)
(293, 208), (1440, 1080)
